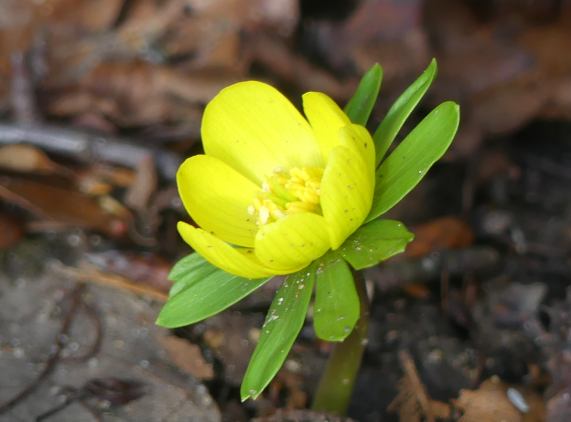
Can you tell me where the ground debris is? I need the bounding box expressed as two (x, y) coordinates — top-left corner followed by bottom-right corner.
(532, 290), (571, 422)
(388, 350), (451, 422)
(254, 409), (356, 422)
(406, 217), (474, 258)
(0, 176), (129, 236)
(455, 377), (545, 422)
(159, 335), (214, 381)
(1, 1), (571, 420)
(0, 270), (220, 421)
(0, 144), (67, 175)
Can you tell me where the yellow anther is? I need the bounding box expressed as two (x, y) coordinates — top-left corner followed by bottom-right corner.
(249, 166), (323, 225)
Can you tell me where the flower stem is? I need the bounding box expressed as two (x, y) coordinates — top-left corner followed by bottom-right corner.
(312, 271), (369, 415)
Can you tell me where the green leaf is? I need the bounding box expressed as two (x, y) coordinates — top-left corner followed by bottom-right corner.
(341, 219), (414, 270)
(368, 101), (460, 221)
(313, 253), (359, 342)
(241, 266), (315, 401)
(373, 59), (437, 165)
(157, 256), (271, 328)
(167, 253), (217, 298)
(344, 63), (383, 125)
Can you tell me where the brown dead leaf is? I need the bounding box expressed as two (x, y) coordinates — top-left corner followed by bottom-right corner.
(388, 350), (451, 421)
(125, 154), (157, 212)
(84, 250), (172, 294)
(38, 0), (124, 31)
(455, 378), (526, 422)
(403, 283), (431, 299)
(0, 177), (128, 236)
(306, 0), (429, 80)
(159, 335), (214, 381)
(254, 410), (356, 422)
(407, 217), (474, 258)
(246, 33), (352, 100)
(202, 311), (264, 385)
(47, 62), (228, 125)
(52, 262), (168, 302)
(0, 0), (38, 55)
(185, 0), (299, 35)
(270, 370), (308, 409)
(0, 212), (23, 250)
(76, 164), (135, 196)
(0, 144), (68, 175)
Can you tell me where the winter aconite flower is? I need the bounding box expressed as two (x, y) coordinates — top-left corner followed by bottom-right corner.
(177, 81), (375, 278)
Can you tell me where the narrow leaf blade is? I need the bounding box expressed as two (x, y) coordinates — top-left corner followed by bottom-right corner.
(373, 59), (437, 165)
(157, 258), (271, 328)
(167, 253), (218, 298)
(368, 101), (460, 221)
(344, 63), (383, 125)
(340, 219), (414, 270)
(313, 254), (359, 342)
(241, 267), (315, 401)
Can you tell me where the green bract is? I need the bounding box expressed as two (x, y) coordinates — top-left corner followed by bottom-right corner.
(157, 59), (460, 401)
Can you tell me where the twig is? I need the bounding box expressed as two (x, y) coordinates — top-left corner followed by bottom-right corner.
(10, 52), (41, 123)
(0, 122), (181, 180)
(35, 390), (86, 421)
(52, 262), (168, 302)
(62, 301), (103, 363)
(0, 285), (86, 415)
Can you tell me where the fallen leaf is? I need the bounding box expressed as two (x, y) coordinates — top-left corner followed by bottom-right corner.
(47, 62), (228, 126)
(455, 378), (525, 422)
(124, 154), (157, 212)
(407, 217), (474, 258)
(52, 262), (168, 302)
(388, 350), (450, 422)
(84, 250), (172, 293)
(0, 212), (23, 249)
(0, 144), (67, 175)
(159, 335), (214, 381)
(254, 409), (356, 422)
(270, 370), (308, 410)
(202, 311), (264, 385)
(0, 177), (128, 236)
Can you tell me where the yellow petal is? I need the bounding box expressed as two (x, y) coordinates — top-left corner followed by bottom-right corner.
(255, 213), (331, 271)
(177, 155), (259, 247)
(302, 92), (351, 161)
(178, 222), (276, 279)
(339, 123), (376, 179)
(321, 127), (375, 249)
(202, 81), (323, 183)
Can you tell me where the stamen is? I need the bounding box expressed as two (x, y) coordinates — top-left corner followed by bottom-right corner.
(249, 166), (323, 225)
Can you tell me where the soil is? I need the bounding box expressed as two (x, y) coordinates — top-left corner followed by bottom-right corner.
(1, 1), (571, 421)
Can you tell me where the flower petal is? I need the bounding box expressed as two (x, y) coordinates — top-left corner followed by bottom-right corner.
(255, 213), (331, 271)
(202, 81), (323, 183)
(321, 126), (375, 249)
(339, 124), (376, 173)
(177, 155), (259, 247)
(302, 92), (351, 161)
(178, 221), (276, 279)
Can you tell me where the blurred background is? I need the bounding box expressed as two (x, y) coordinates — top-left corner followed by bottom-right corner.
(0, 0), (570, 420)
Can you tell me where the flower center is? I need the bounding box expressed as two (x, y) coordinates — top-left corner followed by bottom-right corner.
(248, 166), (323, 225)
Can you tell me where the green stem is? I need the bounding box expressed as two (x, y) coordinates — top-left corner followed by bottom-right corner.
(312, 271), (370, 415)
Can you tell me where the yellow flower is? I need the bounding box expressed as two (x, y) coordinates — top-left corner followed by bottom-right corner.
(177, 81), (375, 278)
